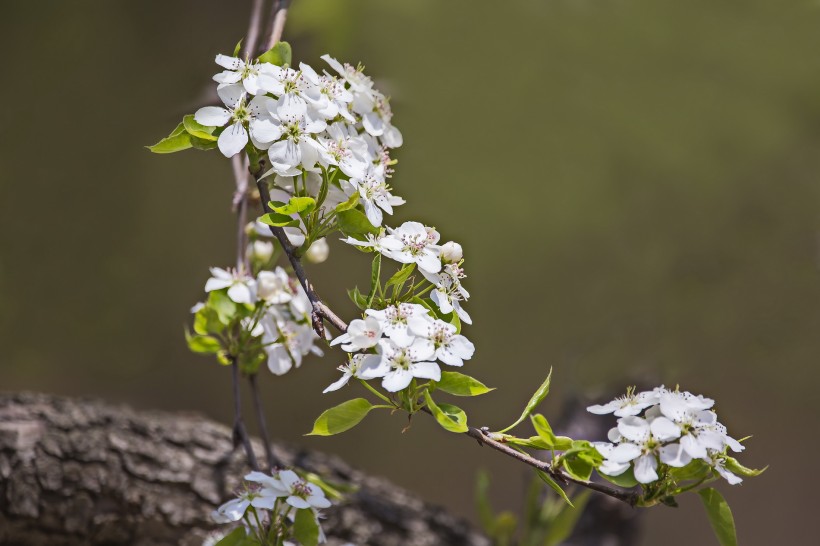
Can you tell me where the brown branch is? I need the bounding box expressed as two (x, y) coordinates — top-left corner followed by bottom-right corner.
(230, 360), (259, 471)
(265, 0), (291, 51)
(248, 373), (278, 472)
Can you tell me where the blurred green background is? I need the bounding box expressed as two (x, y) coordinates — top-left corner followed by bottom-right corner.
(1, 0), (818, 543)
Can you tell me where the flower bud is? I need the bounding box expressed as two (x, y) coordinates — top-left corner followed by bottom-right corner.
(305, 238), (330, 264)
(250, 240), (274, 262)
(257, 270), (288, 302)
(440, 241), (463, 263)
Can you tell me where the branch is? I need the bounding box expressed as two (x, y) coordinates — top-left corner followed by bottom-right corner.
(231, 360), (259, 471)
(265, 0), (291, 50)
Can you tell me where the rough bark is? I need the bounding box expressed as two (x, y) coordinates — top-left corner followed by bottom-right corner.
(0, 392), (488, 546)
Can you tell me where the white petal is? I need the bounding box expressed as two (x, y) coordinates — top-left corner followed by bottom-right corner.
(680, 433), (708, 460)
(382, 369), (413, 392)
(633, 454), (659, 484)
(659, 443), (692, 468)
(227, 283), (254, 304)
(617, 416), (650, 443)
(649, 417), (681, 442)
(267, 344), (293, 375)
(409, 361), (441, 382)
(217, 122), (249, 158)
(322, 372), (352, 393)
(608, 442), (642, 464)
(215, 54), (242, 70)
(194, 106), (231, 127)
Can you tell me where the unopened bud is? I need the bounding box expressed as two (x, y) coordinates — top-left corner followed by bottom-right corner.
(440, 241), (463, 263)
(250, 241), (274, 262)
(305, 238), (330, 264)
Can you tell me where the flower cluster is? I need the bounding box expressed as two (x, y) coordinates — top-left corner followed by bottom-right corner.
(588, 387), (745, 484)
(196, 53), (405, 227)
(212, 469), (331, 543)
(194, 265), (323, 375)
(325, 300), (475, 393)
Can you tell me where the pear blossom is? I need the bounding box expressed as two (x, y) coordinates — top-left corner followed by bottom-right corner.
(440, 241), (463, 263)
(265, 108), (326, 176)
(340, 231), (402, 255)
(249, 240), (274, 262)
(204, 267), (257, 304)
(371, 338), (440, 392)
(257, 267), (293, 304)
(277, 470), (332, 510)
(587, 387), (660, 417)
(211, 486), (279, 523)
(305, 238), (330, 263)
(322, 353), (383, 393)
(365, 303), (433, 347)
(194, 84), (280, 157)
(212, 54), (278, 95)
(382, 221), (442, 274)
(330, 316), (383, 351)
(315, 122), (368, 179)
(409, 319), (475, 367)
(423, 262), (472, 324)
(300, 63), (355, 122)
(342, 168), (405, 227)
(262, 317), (321, 375)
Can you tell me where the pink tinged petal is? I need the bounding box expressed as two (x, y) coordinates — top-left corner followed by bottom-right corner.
(659, 443), (692, 468)
(267, 344), (293, 375)
(322, 372), (352, 393)
(633, 454), (659, 484)
(218, 122), (249, 158)
(194, 106), (231, 127)
(217, 83), (245, 109)
(286, 496), (311, 509)
(649, 417), (681, 442)
(608, 442), (642, 464)
(617, 416), (650, 443)
(215, 54), (242, 70)
(409, 361), (441, 382)
(680, 433), (708, 460)
(382, 368), (414, 392)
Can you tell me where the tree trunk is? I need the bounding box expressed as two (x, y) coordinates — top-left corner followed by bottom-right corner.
(0, 392), (488, 546)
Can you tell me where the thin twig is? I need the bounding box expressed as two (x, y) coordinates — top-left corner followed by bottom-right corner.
(265, 0), (291, 51)
(248, 374), (278, 472)
(243, 0), (267, 59)
(231, 360), (259, 471)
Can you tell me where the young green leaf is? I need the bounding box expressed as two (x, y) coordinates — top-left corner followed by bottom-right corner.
(184, 330), (222, 354)
(148, 123), (192, 154)
(258, 41), (292, 66)
(293, 507), (320, 546)
(529, 414), (573, 450)
(182, 114), (218, 141)
(308, 398), (375, 436)
(366, 253), (381, 308)
(232, 39), (242, 57)
(334, 191), (360, 212)
(423, 390), (468, 433)
(498, 367), (553, 433)
(698, 488), (738, 546)
(271, 196), (316, 215)
(435, 371), (494, 396)
(259, 212), (300, 228)
(543, 490), (591, 546)
(723, 456), (767, 478)
(536, 470), (573, 507)
(337, 209), (379, 236)
(214, 526), (247, 546)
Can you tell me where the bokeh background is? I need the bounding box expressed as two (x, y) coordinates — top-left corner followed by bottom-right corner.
(1, 0), (818, 543)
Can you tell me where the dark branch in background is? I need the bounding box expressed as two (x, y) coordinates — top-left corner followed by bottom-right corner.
(231, 360), (259, 471)
(249, 373), (278, 472)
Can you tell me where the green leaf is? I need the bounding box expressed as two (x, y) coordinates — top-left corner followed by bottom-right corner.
(214, 526), (247, 546)
(293, 508), (320, 546)
(259, 212), (300, 228)
(366, 253), (381, 308)
(543, 490), (591, 546)
(536, 470), (573, 507)
(334, 191), (360, 212)
(530, 414), (573, 450)
(307, 398), (375, 436)
(423, 390), (468, 433)
(190, 134), (218, 150)
(184, 330), (222, 354)
(698, 488), (738, 546)
(347, 286), (367, 310)
(194, 306), (225, 335)
(270, 196), (316, 215)
(385, 263), (415, 293)
(233, 39), (243, 57)
(148, 123), (192, 153)
(670, 459), (711, 482)
(337, 209), (379, 236)
(499, 367), (553, 433)
(435, 371), (494, 397)
(257, 41), (292, 66)
(723, 456), (767, 478)
(475, 470), (495, 533)
(208, 290), (238, 323)
(563, 456), (594, 481)
(182, 114), (218, 141)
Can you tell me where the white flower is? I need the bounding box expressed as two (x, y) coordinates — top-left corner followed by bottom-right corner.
(271, 172), (347, 214)
(315, 122), (368, 179)
(265, 108), (326, 176)
(322, 353), (383, 393)
(212, 54), (278, 95)
(422, 263), (471, 324)
(365, 303), (432, 346)
(353, 88), (403, 148)
(371, 338), (440, 392)
(409, 319), (475, 367)
(440, 241), (463, 263)
(587, 388), (660, 418)
(211, 487), (279, 523)
(340, 231), (402, 255)
(204, 267), (257, 304)
(382, 221), (441, 273)
(330, 316), (383, 351)
(262, 318), (319, 375)
(194, 84), (280, 158)
(300, 63), (355, 122)
(305, 238), (330, 264)
(342, 168), (405, 227)
(257, 267), (293, 304)
(278, 470), (332, 510)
